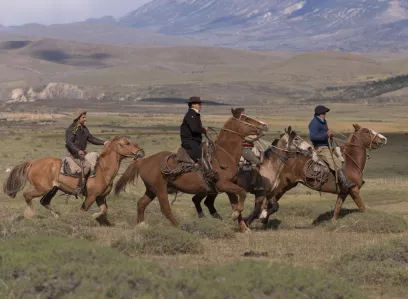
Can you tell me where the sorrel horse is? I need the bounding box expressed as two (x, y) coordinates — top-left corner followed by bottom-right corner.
(3, 136), (144, 221)
(247, 124), (387, 227)
(114, 112), (268, 232)
(191, 126), (313, 222)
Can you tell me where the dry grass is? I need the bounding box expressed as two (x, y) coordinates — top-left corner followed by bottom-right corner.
(1, 110), (408, 298)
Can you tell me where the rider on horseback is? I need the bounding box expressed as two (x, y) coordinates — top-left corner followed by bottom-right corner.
(234, 108), (264, 191)
(309, 105), (355, 192)
(180, 96), (214, 176)
(65, 109), (109, 195)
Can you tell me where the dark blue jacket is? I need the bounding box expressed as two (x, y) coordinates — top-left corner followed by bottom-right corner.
(308, 115), (329, 146)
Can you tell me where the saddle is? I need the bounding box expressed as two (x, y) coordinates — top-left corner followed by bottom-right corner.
(60, 157), (82, 178)
(161, 142), (219, 188)
(303, 151), (332, 190)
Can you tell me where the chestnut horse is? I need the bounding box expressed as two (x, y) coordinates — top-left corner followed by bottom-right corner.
(247, 124), (387, 227)
(3, 136), (144, 220)
(115, 113), (268, 232)
(191, 126), (313, 221)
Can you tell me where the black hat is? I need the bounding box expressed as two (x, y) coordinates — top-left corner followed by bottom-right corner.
(187, 96), (203, 104)
(314, 105), (330, 115)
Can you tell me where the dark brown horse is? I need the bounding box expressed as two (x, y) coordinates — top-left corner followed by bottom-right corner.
(191, 126), (313, 222)
(3, 136), (144, 220)
(114, 113), (268, 232)
(247, 124), (387, 227)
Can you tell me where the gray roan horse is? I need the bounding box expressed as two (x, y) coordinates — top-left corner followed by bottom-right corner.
(192, 126), (313, 227)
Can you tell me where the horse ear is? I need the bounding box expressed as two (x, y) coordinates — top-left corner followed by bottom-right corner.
(231, 108), (234, 115)
(353, 124), (361, 131)
(284, 127), (288, 133)
(288, 126), (292, 133)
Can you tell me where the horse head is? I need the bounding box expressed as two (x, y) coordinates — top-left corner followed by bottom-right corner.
(110, 136), (145, 159)
(229, 109), (268, 137)
(283, 126), (313, 156)
(352, 124), (387, 150)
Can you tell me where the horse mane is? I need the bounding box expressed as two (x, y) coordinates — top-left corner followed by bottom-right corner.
(264, 138), (279, 159)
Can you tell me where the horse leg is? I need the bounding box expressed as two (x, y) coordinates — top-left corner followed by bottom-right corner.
(192, 193), (206, 218)
(245, 195), (266, 227)
(332, 193), (348, 222)
(226, 192), (249, 233)
(94, 196), (112, 226)
(137, 189), (156, 225)
(40, 186), (60, 218)
(204, 194), (222, 220)
(261, 199), (280, 228)
(157, 189), (179, 227)
(349, 187), (366, 212)
(91, 196), (108, 219)
(23, 188), (45, 219)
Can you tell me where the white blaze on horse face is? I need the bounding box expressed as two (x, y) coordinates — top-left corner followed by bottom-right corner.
(371, 129), (387, 144)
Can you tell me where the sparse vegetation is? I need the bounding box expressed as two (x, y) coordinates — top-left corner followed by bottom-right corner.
(0, 236), (366, 299)
(310, 74), (408, 103)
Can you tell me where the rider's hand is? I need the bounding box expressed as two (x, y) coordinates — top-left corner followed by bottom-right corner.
(78, 150), (85, 157)
(327, 130), (334, 137)
(205, 127), (209, 133)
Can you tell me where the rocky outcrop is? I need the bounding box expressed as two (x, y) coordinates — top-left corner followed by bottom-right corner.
(7, 83), (87, 103)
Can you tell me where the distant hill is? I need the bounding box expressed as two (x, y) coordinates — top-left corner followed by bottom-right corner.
(119, 0), (408, 51)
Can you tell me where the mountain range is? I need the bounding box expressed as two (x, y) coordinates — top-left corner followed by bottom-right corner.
(2, 1), (408, 51)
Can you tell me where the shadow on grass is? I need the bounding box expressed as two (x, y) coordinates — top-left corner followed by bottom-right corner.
(312, 208), (361, 225)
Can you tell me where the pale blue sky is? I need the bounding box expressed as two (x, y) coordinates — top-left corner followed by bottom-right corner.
(0, 0), (151, 26)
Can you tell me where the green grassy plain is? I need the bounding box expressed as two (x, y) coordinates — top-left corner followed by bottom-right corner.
(0, 105), (408, 298)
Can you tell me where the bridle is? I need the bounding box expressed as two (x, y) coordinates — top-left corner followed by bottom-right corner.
(334, 128), (385, 174)
(220, 116), (267, 138)
(97, 137), (144, 184)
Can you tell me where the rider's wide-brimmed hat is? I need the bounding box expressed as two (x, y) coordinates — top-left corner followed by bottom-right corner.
(73, 108), (87, 121)
(186, 96), (203, 104)
(314, 105), (330, 115)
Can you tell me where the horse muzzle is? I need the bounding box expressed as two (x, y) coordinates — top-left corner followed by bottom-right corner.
(134, 150), (145, 160)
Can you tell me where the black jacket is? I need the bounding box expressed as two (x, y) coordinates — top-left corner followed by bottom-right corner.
(65, 122), (105, 158)
(180, 109), (206, 144)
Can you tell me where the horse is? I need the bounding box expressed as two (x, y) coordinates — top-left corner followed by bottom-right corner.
(247, 124), (387, 227)
(114, 112), (268, 232)
(3, 136), (144, 221)
(191, 126), (313, 222)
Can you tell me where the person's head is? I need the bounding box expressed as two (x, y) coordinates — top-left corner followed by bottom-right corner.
(74, 108), (87, 125)
(187, 96), (203, 111)
(314, 105), (330, 119)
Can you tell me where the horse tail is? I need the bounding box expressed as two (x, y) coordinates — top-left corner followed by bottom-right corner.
(3, 161), (31, 198)
(114, 160), (141, 195)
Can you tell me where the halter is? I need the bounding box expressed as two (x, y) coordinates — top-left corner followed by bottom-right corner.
(334, 128), (385, 174)
(97, 137), (143, 184)
(220, 116), (267, 137)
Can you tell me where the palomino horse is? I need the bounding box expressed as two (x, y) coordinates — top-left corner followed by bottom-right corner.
(3, 136), (144, 220)
(115, 112), (268, 232)
(191, 126), (313, 221)
(247, 124), (387, 227)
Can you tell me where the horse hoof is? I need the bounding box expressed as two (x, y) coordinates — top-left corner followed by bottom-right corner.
(24, 208), (35, 219)
(198, 212), (205, 218)
(51, 211), (60, 219)
(239, 221), (250, 233)
(231, 211), (240, 221)
(259, 209), (268, 220)
(138, 221), (149, 228)
(211, 212), (223, 220)
(92, 212), (102, 219)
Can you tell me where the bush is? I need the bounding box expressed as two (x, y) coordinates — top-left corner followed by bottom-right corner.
(324, 210), (408, 233)
(181, 218), (235, 240)
(111, 225), (204, 255)
(0, 208), (98, 241)
(331, 238), (408, 296)
(0, 236), (366, 299)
